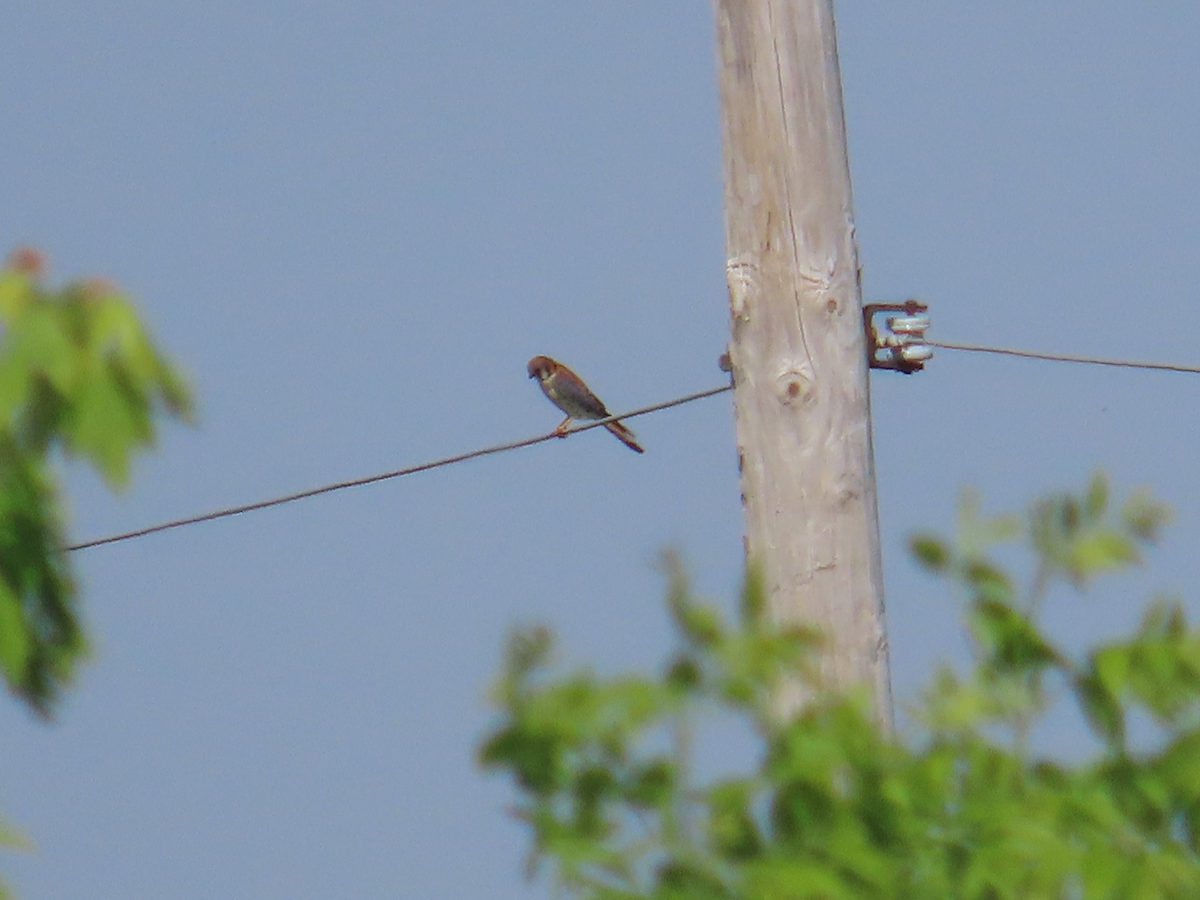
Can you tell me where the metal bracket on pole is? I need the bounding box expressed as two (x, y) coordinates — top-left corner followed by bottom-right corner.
(863, 300), (932, 374)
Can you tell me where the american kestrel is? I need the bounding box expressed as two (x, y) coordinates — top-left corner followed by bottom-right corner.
(527, 355), (644, 453)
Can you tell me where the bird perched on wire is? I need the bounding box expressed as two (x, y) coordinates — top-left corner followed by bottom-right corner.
(527, 355), (644, 453)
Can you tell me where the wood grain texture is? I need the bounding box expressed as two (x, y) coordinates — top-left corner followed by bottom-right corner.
(713, 0), (892, 725)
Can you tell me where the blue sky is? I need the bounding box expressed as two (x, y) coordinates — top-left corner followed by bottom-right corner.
(2, 3), (1198, 897)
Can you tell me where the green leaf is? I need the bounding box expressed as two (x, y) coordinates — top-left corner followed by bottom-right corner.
(1122, 491), (1171, 543)
(0, 270), (34, 320)
(67, 364), (147, 487)
(957, 487), (1022, 555)
(1067, 528), (1139, 581)
(573, 765), (616, 836)
(708, 780), (762, 861)
(14, 305), (76, 395)
(740, 562), (766, 624)
(661, 550), (725, 647)
(478, 726), (562, 793)
(507, 625), (554, 679)
(910, 534), (950, 571)
(962, 560), (1015, 606)
(677, 603), (725, 648)
(0, 353), (32, 427)
(1156, 730), (1200, 805)
(664, 654), (702, 695)
(1073, 670), (1125, 748)
(0, 445), (84, 716)
(0, 579), (30, 688)
(655, 860), (731, 900)
(1093, 644), (1132, 701)
(1084, 470), (1109, 518)
(746, 858), (853, 900)
(625, 760), (673, 809)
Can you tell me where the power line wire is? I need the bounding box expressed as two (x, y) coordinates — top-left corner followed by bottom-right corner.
(65, 383), (733, 553)
(928, 340), (1200, 375)
(64, 337), (1200, 553)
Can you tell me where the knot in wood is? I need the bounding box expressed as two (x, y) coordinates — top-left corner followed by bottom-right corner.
(775, 367), (813, 406)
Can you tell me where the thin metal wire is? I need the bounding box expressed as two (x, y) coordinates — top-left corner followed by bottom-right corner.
(65, 384), (734, 552)
(64, 337), (1200, 553)
(928, 340), (1200, 375)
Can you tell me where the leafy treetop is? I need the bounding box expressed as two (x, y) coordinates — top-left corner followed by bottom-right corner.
(0, 247), (192, 716)
(481, 474), (1197, 899)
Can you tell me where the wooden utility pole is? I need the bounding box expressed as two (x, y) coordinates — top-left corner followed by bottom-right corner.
(713, 0), (892, 726)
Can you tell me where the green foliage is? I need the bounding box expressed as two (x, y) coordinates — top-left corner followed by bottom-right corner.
(481, 475), (1200, 898)
(0, 248), (191, 716)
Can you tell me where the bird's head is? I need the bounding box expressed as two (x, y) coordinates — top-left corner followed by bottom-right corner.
(527, 356), (556, 382)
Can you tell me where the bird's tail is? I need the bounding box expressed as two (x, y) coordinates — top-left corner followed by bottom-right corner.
(605, 420), (644, 453)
